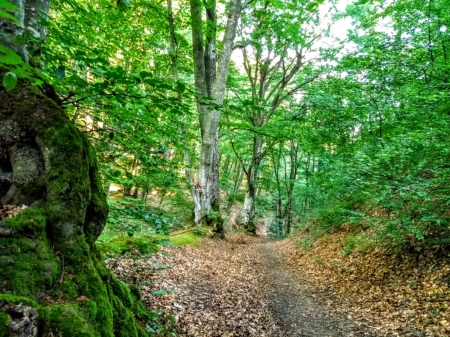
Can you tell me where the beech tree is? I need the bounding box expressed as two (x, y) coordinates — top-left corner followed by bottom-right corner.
(227, 0), (324, 232)
(0, 1), (156, 335)
(188, 0), (241, 234)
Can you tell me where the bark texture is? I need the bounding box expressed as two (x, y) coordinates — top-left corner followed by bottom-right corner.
(0, 75), (151, 336)
(0, 0), (50, 63)
(189, 0), (241, 235)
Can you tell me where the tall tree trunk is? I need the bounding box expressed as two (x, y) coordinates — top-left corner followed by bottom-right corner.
(123, 157), (137, 196)
(189, 0), (241, 235)
(0, 3), (160, 335)
(303, 153), (311, 214)
(226, 161), (244, 211)
(233, 26), (319, 234)
(282, 141), (300, 234)
(237, 135), (264, 233)
(270, 144), (284, 236)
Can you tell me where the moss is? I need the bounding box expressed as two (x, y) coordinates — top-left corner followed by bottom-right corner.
(17, 265), (131, 337)
(0, 231), (59, 296)
(170, 228), (208, 246)
(0, 294), (38, 307)
(0, 79), (152, 337)
(0, 312), (9, 337)
(38, 305), (98, 337)
(96, 235), (159, 256)
(107, 277), (148, 337)
(61, 277), (79, 300)
(4, 207), (46, 235)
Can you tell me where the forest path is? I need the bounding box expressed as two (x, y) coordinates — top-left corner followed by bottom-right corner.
(114, 234), (382, 336)
(257, 242), (377, 337)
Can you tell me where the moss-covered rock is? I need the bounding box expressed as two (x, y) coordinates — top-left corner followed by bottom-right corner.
(169, 229), (208, 246)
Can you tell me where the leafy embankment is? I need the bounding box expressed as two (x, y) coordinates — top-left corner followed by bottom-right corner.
(277, 227), (450, 336)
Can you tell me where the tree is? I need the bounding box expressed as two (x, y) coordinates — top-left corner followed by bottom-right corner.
(189, 0), (241, 234)
(0, 1), (159, 335)
(290, 0), (450, 246)
(227, 0), (324, 233)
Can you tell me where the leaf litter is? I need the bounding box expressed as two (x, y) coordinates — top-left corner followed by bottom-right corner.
(275, 227), (450, 337)
(106, 233), (387, 336)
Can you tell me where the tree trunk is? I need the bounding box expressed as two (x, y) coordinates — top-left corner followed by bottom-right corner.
(189, 0), (241, 235)
(0, 77), (155, 336)
(270, 145), (284, 236)
(238, 179), (257, 233)
(226, 162), (244, 211)
(237, 135), (264, 233)
(166, 0), (200, 225)
(233, 23), (319, 234)
(282, 141), (300, 234)
(0, 2), (166, 334)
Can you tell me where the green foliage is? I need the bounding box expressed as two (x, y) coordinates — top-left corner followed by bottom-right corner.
(151, 289), (178, 297)
(2, 71), (17, 91)
(288, 0), (450, 250)
(145, 309), (177, 336)
(0, 312), (9, 337)
(106, 198), (184, 237)
(0, 46), (22, 65)
(342, 234), (375, 256)
(297, 237), (313, 248)
(0, 0), (19, 12)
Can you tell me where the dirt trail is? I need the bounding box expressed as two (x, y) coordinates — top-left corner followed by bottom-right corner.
(110, 235), (383, 336)
(258, 243), (377, 337)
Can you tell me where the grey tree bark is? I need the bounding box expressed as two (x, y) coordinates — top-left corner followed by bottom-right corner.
(189, 0), (241, 235)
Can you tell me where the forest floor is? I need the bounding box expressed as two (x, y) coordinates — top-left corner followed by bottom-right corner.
(107, 232), (444, 337)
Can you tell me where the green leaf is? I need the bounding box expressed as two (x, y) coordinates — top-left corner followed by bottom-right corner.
(306, 2), (318, 12)
(139, 71), (152, 79)
(0, 45), (24, 65)
(118, 0), (130, 8)
(3, 72), (17, 91)
(10, 67), (29, 78)
(31, 77), (44, 86)
(56, 66), (66, 79)
(117, 0), (130, 10)
(176, 80), (186, 93)
(0, 9), (20, 24)
(0, 0), (19, 11)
